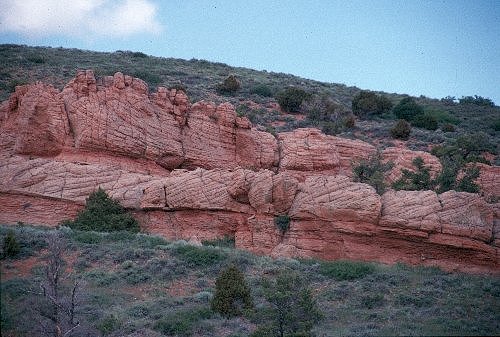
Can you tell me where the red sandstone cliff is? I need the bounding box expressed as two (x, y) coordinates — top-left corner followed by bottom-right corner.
(0, 71), (498, 273)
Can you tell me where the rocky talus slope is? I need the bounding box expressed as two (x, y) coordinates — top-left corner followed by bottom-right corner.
(1, 70), (498, 272)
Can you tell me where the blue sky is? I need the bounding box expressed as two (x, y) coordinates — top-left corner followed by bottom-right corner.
(1, 0), (499, 104)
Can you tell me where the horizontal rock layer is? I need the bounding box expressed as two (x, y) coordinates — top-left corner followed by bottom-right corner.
(0, 71), (498, 273)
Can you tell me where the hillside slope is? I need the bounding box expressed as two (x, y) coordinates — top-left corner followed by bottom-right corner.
(1, 44), (498, 157)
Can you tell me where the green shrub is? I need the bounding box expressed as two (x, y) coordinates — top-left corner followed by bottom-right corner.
(455, 165), (480, 193)
(376, 95), (393, 114)
(216, 74), (241, 94)
(393, 97), (423, 121)
(423, 108), (460, 125)
(319, 260), (375, 280)
(211, 265), (253, 318)
(359, 293), (385, 309)
(392, 157), (434, 191)
(97, 314), (121, 336)
(71, 231), (103, 244)
(131, 71), (161, 87)
(391, 119), (411, 140)
(154, 307), (212, 336)
(303, 94), (348, 121)
(173, 245), (225, 267)
(412, 113), (438, 130)
(168, 82), (187, 93)
(250, 84), (273, 97)
(259, 271), (322, 336)
(201, 235), (235, 248)
(26, 55), (45, 64)
(130, 51), (148, 58)
(276, 87), (310, 113)
(492, 119), (500, 131)
(352, 152), (393, 194)
(441, 123), (456, 132)
(2, 230), (20, 258)
(274, 215), (291, 233)
(64, 188), (139, 233)
(459, 95), (495, 107)
(344, 114), (356, 128)
(352, 91), (393, 117)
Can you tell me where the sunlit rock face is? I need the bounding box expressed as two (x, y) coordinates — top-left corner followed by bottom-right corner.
(1, 71), (498, 273)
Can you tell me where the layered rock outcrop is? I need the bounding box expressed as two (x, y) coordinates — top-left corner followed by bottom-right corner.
(0, 71), (498, 273)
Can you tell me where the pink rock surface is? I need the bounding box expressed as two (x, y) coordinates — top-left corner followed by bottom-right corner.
(382, 147), (442, 183)
(475, 163), (500, 199)
(278, 128), (376, 178)
(1, 71), (498, 273)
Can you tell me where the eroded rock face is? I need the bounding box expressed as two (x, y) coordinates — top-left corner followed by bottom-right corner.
(278, 128), (376, 179)
(382, 147), (442, 183)
(475, 163), (500, 200)
(0, 71), (498, 273)
(2, 83), (70, 156)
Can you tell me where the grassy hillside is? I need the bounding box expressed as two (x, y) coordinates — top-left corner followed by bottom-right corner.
(1, 225), (499, 337)
(1, 44), (498, 158)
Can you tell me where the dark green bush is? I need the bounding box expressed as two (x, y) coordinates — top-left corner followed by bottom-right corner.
(352, 91), (393, 117)
(459, 95), (495, 107)
(168, 82), (187, 93)
(211, 265), (253, 317)
(97, 314), (121, 336)
(276, 87), (310, 113)
(173, 245), (225, 267)
(26, 55), (45, 64)
(412, 113), (438, 130)
(131, 71), (161, 87)
(64, 188), (140, 233)
(441, 123), (456, 132)
(376, 95), (393, 114)
(2, 230), (20, 258)
(392, 157), (434, 191)
(259, 271), (322, 337)
(274, 215), (291, 233)
(352, 152), (393, 194)
(455, 165), (480, 193)
(250, 83), (273, 97)
(391, 119), (411, 140)
(201, 235), (235, 248)
(492, 119), (500, 131)
(393, 97), (423, 121)
(319, 260), (375, 280)
(154, 307), (212, 336)
(216, 74), (241, 94)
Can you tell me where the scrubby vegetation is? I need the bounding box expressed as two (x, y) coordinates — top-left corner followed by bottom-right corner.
(211, 265), (253, 318)
(351, 90), (393, 117)
(216, 74), (241, 95)
(274, 215), (291, 234)
(0, 44), (498, 162)
(62, 188), (139, 233)
(1, 224), (499, 336)
(2, 230), (20, 258)
(352, 152), (393, 194)
(391, 119), (412, 140)
(276, 87), (310, 113)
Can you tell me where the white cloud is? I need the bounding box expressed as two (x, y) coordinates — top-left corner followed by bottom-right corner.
(0, 0), (163, 37)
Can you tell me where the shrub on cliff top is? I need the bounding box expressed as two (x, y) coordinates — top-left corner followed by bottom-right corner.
(276, 87), (310, 113)
(352, 90), (393, 118)
(63, 188), (139, 233)
(391, 119), (411, 140)
(353, 152), (393, 195)
(393, 97), (424, 121)
(216, 74), (241, 95)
